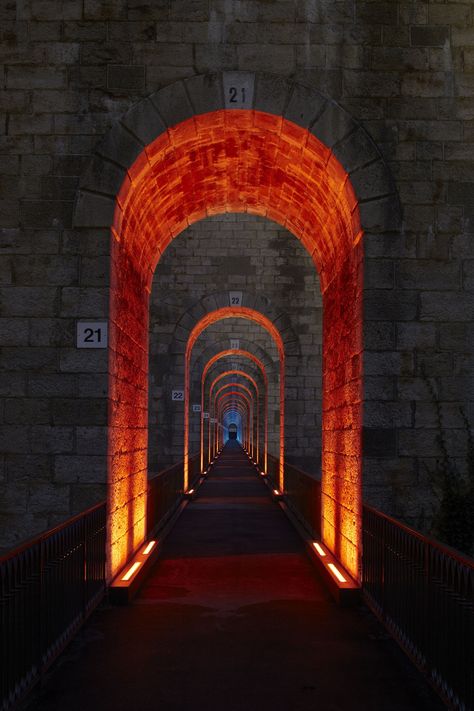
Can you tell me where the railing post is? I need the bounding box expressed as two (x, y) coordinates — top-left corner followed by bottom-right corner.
(82, 515), (87, 623)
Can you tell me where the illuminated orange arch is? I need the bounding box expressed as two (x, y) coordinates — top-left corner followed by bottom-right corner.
(106, 106), (365, 579)
(184, 306), (284, 491)
(113, 110), (360, 288)
(201, 350), (268, 473)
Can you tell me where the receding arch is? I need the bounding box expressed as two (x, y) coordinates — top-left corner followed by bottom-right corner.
(201, 349), (269, 474)
(213, 383), (256, 458)
(184, 306), (284, 491)
(209, 370), (260, 461)
(216, 391), (253, 454)
(80, 72), (402, 581)
(220, 398), (251, 450)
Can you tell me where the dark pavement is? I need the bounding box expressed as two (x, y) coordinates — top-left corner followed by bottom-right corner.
(26, 441), (444, 711)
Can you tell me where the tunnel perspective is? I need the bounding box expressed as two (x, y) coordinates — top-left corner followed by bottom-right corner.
(184, 307), (285, 490)
(227, 423), (238, 442)
(109, 108), (362, 580)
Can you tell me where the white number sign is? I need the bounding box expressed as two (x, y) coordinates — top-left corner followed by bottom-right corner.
(223, 72), (254, 109)
(77, 321), (108, 349)
(210, 418), (217, 424)
(202, 412), (210, 419)
(229, 291), (242, 306)
(172, 390), (184, 401)
(192, 404), (201, 413)
(230, 339), (240, 350)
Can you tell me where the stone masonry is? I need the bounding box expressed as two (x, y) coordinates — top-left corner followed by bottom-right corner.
(149, 213), (322, 473)
(1, 0), (474, 552)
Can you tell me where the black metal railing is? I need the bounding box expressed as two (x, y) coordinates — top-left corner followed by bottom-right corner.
(362, 505), (474, 711)
(283, 460), (321, 539)
(146, 453), (200, 536)
(266, 452), (279, 488)
(267, 453), (321, 538)
(267, 453), (473, 708)
(0, 503), (106, 711)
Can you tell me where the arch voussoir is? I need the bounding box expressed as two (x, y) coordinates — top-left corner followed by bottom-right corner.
(121, 96), (166, 146)
(149, 81), (195, 128)
(96, 122), (144, 170)
(310, 101), (355, 149)
(184, 73), (223, 115)
(254, 73), (292, 116)
(284, 83), (326, 129)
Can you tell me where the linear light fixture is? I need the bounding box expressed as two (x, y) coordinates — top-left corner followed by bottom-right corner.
(121, 561), (141, 581)
(312, 542), (326, 557)
(327, 563), (347, 583)
(143, 541), (156, 555)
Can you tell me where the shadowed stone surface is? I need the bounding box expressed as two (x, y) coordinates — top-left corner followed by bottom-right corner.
(26, 442), (442, 711)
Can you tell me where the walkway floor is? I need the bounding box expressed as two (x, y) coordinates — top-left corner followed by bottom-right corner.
(27, 442), (443, 711)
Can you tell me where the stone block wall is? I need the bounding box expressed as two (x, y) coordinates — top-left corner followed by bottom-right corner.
(149, 213), (322, 473)
(1, 0), (474, 549)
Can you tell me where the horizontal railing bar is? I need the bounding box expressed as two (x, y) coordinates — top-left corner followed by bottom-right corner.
(363, 503), (474, 569)
(0, 501), (106, 565)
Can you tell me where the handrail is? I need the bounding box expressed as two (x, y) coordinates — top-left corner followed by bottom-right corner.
(0, 501), (106, 564)
(267, 454), (473, 710)
(0, 502), (106, 711)
(363, 502), (474, 568)
(0, 454), (200, 711)
(146, 453), (200, 537)
(266, 453), (321, 538)
(362, 504), (474, 711)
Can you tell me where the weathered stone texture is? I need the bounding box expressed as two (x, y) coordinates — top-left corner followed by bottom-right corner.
(1, 0), (474, 547)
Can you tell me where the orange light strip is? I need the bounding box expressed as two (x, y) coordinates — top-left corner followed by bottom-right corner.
(143, 540), (156, 555)
(121, 561), (141, 581)
(313, 542), (326, 557)
(327, 563), (347, 583)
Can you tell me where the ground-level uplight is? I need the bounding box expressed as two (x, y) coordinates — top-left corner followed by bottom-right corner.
(327, 563), (347, 583)
(121, 561), (141, 582)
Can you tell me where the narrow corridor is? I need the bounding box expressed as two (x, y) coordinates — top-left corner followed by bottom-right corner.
(28, 442), (442, 711)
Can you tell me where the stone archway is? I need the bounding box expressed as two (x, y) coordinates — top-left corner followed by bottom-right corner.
(74, 71), (400, 581)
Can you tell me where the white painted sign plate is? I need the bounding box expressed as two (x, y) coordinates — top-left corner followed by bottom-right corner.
(172, 389), (184, 401)
(223, 72), (255, 109)
(210, 418), (217, 423)
(203, 412), (210, 419)
(230, 339), (240, 350)
(229, 291), (243, 306)
(192, 404), (201, 413)
(76, 321), (108, 349)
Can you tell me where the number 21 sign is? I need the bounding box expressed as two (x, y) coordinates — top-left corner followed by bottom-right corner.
(77, 321), (108, 349)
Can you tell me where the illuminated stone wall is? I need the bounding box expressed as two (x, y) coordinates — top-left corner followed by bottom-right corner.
(1, 0), (473, 559)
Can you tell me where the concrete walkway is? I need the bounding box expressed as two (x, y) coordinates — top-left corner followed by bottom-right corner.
(27, 442), (443, 711)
